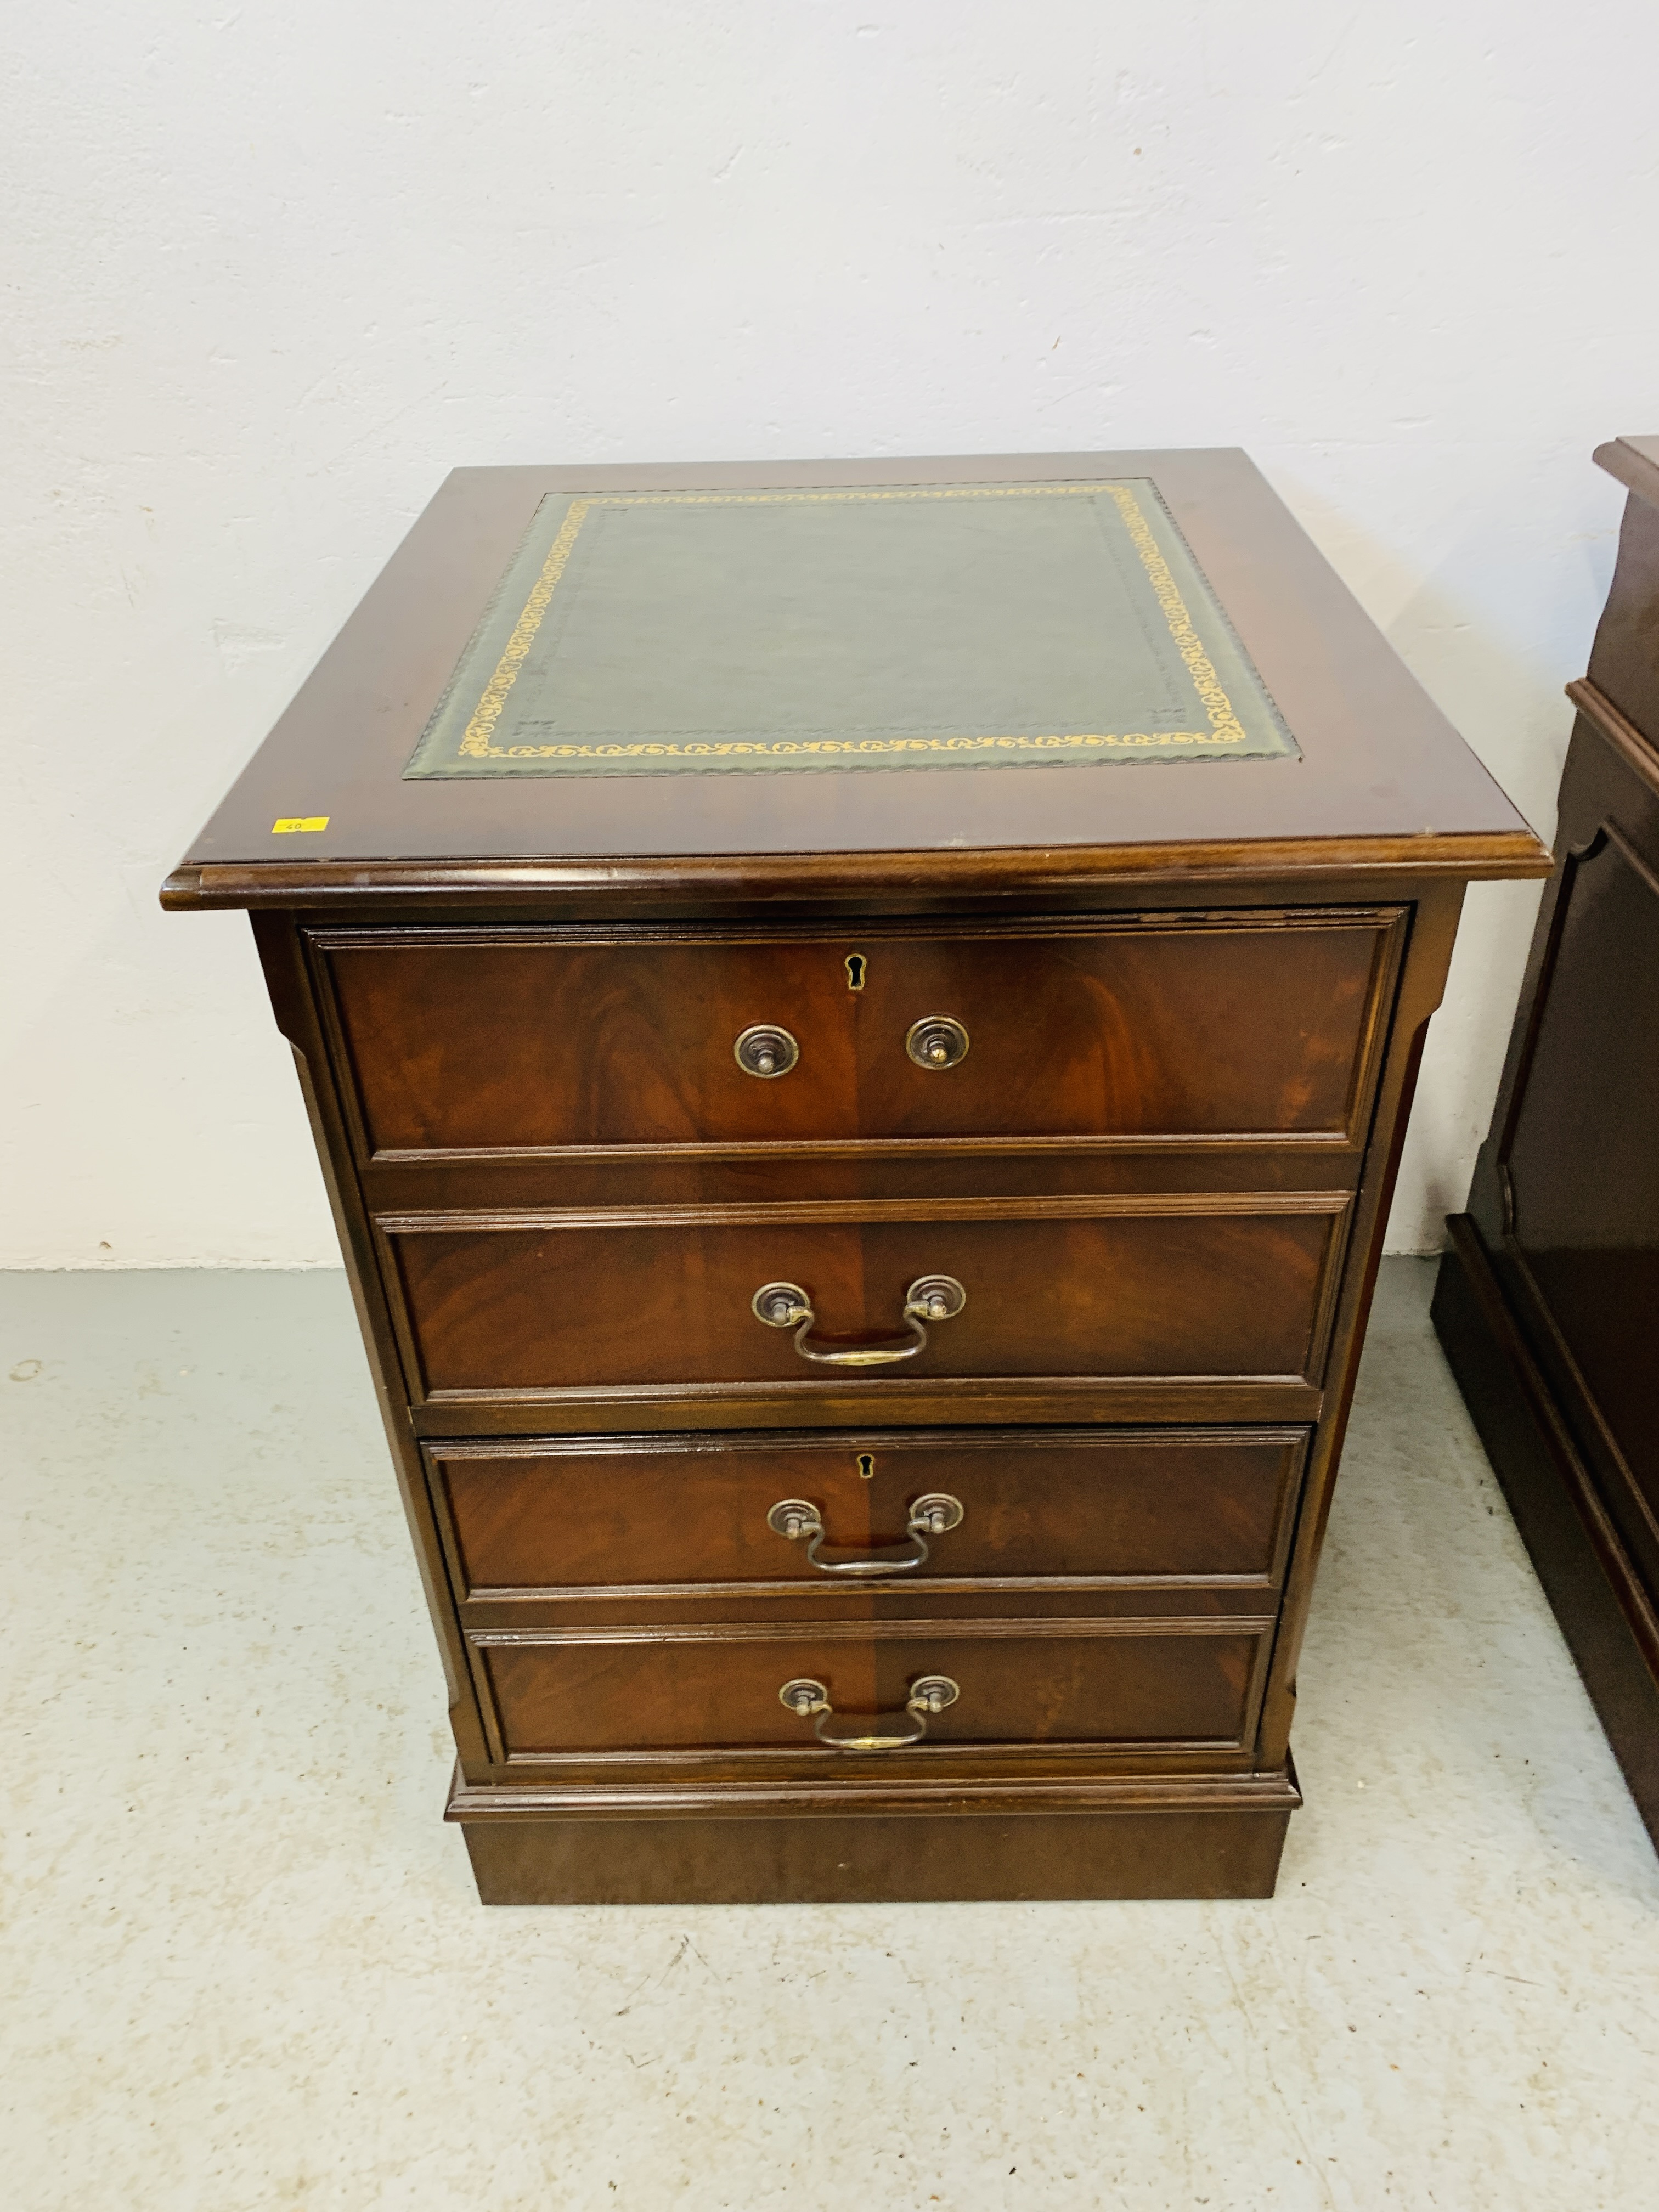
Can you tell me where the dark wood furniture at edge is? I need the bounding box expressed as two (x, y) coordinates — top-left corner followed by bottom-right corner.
(1434, 433), (1659, 1853)
(165, 450), (1548, 1904)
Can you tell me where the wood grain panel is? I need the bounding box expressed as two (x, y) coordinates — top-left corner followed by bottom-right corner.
(475, 1620), (1271, 1757)
(455, 1793), (1296, 1903)
(317, 913), (1401, 1157)
(383, 1198), (1346, 1397)
(428, 1426), (1308, 1598)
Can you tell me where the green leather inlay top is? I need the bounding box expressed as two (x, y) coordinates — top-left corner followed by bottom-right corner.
(403, 481), (1299, 778)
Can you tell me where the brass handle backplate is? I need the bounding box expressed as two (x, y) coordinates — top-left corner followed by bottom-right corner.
(906, 1015), (969, 1070)
(735, 1024), (800, 1078)
(751, 1275), (967, 1366)
(778, 1673), (960, 1750)
(766, 1492), (965, 1575)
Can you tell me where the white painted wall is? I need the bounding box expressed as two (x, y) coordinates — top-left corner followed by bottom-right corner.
(7, 1), (1656, 1265)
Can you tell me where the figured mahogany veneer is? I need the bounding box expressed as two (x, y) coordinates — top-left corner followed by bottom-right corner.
(381, 1198), (1345, 1401)
(168, 448), (1549, 1902)
(426, 1427), (1309, 1603)
(472, 1618), (1273, 1761)
(315, 912), (1403, 1158)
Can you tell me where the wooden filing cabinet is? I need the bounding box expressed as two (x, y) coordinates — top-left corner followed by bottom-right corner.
(165, 449), (1548, 1902)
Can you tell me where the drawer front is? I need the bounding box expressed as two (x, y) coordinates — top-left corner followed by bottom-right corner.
(385, 1201), (1345, 1397)
(428, 1428), (1309, 1598)
(473, 1622), (1273, 1757)
(319, 913), (1402, 1156)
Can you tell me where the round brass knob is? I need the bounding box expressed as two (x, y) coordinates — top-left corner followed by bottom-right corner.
(778, 1677), (829, 1716)
(909, 1492), (966, 1537)
(904, 1273), (967, 1323)
(905, 1015), (969, 1070)
(766, 1498), (823, 1543)
(735, 1024), (800, 1078)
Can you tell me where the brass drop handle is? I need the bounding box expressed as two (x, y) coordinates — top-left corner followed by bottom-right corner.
(751, 1275), (967, 1366)
(906, 1015), (969, 1070)
(766, 1492), (965, 1575)
(734, 1024), (799, 1077)
(778, 1674), (960, 1750)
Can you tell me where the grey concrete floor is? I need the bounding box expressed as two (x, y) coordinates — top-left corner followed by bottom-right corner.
(3, 1259), (1657, 2210)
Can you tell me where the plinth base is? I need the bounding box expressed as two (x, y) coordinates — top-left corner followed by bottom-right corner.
(448, 1770), (1300, 1905)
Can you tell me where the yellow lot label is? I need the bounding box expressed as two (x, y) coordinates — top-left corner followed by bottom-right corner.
(271, 816), (330, 833)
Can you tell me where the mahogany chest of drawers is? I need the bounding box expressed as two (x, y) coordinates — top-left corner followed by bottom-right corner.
(166, 449), (1547, 1903)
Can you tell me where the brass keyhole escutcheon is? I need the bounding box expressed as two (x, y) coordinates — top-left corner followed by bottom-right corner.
(845, 953), (867, 991)
(856, 1452), (876, 1481)
(906, 1015), (969, 1070)
(734, 1024), (800, 1079)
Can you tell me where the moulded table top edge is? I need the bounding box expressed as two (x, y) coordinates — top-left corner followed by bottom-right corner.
(160, 830), (1549, 911)
(170, 448), (1548, 889)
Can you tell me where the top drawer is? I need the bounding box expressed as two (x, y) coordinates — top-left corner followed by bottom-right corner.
(313, 911), (1405, 1159)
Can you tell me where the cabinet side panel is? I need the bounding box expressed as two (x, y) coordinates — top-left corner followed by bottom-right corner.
(1255, 881), (1465, 1767)
(250, 911), (491, 1769)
